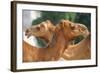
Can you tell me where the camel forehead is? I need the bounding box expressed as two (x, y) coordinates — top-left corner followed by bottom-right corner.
(59, 20), (89, 36)
(32, 22), (51, 31)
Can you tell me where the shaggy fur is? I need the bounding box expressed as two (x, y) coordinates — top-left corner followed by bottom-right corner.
(25, 20), (89, 42)
(62, 34), (91, 60)
(25, 20), (55, 43)
(24, 20), (91, 61)
(23, 25), (68, 62)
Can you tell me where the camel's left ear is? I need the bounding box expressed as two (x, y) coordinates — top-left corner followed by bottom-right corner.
(35, 26), (41, 31)
(39, 22), (47, 30)
(46, 20), (51, 24)
(46, 20), (54, 27)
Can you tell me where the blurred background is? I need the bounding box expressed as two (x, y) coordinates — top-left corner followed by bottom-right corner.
(22, 10), (91, 47)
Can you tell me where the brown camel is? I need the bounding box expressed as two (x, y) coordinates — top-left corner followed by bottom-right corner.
(23, 28), (66, 62)
(25, 20), (55, 43)
(25, 20), (90, 60)
(62, 34), (91, 60)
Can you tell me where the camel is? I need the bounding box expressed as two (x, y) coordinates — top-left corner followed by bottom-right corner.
(25, 20), (89, 43)
(25, 20), (91, 60)
(58, 20), (91, 60)
(25, 20), (55, 43)
(62, 34), (91, 60)
(23, 20), (85, 62)
(23, 28), (66, 62)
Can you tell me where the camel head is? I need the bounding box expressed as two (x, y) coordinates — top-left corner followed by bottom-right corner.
(25, 20), (55, 40)
(58, 20), (89, 41)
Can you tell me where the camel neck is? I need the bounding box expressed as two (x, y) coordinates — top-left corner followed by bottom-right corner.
(47, 28), (66, 50)
(39, 32), (52, 43)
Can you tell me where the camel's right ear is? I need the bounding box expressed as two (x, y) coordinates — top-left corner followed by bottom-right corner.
(46, 20), (54, 26)
(59, 20), (66, 29)
(46, 20), (51, 23)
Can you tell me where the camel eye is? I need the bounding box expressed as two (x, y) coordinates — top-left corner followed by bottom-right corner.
(69, 23), (71, 25)
(70, 24), (75, 30)
(36, 27), (40, 30)
(60, 21), (63, 25)
(71, 26), (75, 30)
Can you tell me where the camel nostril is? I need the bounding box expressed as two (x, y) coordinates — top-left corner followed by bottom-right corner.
(25, 29), (30, 36)
(25, 32), (28, 36)
(26, 29), (29, 33)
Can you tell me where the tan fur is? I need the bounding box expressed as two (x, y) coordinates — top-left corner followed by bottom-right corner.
(62, 34), (91, 60)
(23, 20), (85, 62)
(57, 20), (89, 40)
(25, 20), (55, 43)
(26, 20), (89, 42)
(23, 27), (66, 62)
(24, 20), (88, 59)
(60, 20), (91, 60)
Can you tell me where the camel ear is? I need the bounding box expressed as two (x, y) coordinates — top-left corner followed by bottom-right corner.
(38, 22), (46, 30)
(46, 20), (51, 23)
(46, 20), (54, 26)
(70, 23), (75, 30)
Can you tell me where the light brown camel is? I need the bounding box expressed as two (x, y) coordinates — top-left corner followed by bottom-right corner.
(62, 34), (91, 60)
(23, 28), (66, 62)
(25, 20), (90, 60)
(25, 20), (55, 43)
(23, 20), (85, 62)
(25, 20), (89, 43)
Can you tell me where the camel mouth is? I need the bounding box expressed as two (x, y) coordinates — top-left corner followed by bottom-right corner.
(25, 33), (31, 38)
